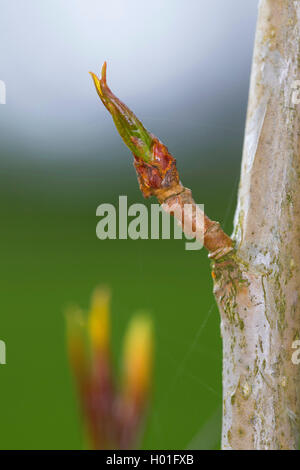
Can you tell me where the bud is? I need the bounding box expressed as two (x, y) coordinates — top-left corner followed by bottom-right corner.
(122, 313), (153, 405)
(66, 288), (154, 450)
(90, 63), (181, 201)
(88, 286), (110, 353)
(90, 62), (153, 162)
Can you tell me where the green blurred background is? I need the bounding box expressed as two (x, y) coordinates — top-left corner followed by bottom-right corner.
(0, 0), (258, 449)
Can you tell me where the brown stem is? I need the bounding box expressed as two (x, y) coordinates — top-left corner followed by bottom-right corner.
(134, 153), (233, 259)
(158, 185), (233, 259)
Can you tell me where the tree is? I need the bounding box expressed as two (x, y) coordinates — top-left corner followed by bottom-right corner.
(90, 0), (300, 450)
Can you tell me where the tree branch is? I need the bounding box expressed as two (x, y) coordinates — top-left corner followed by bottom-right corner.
(90, 63), (233, 259)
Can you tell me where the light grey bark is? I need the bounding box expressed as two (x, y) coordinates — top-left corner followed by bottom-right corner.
(213, 0), (300, 450)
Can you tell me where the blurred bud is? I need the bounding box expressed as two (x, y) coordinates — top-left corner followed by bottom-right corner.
(66, 288), (154, 450)
(122, 313), (153, 405)
(88, 286), (110, 352)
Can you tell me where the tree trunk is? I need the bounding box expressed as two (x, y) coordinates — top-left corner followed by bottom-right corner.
(213, 0), (300, 450)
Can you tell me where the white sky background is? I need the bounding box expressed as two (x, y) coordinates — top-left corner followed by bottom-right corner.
(0, 0), (258, 160)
